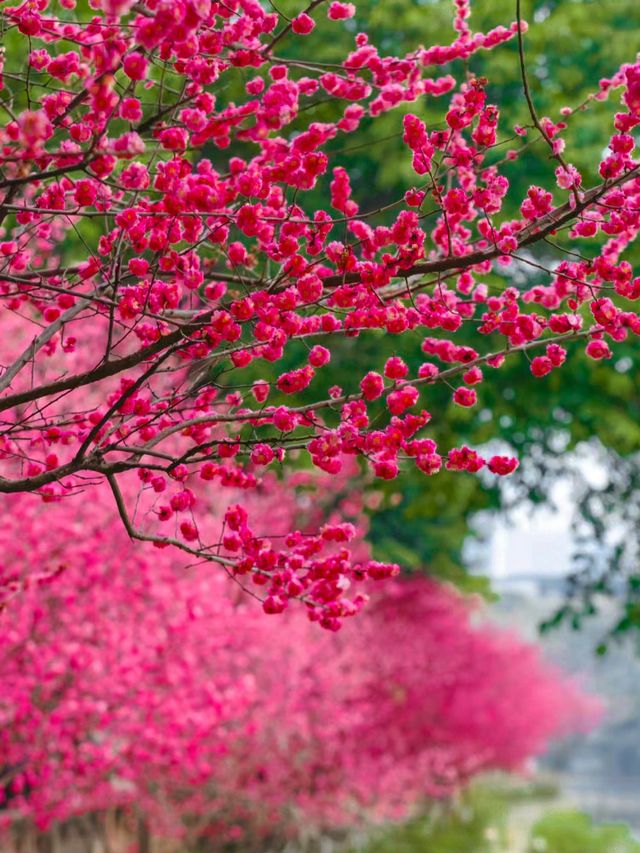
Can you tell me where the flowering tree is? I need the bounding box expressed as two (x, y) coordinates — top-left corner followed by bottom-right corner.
(1, 0), (640, 623)
(0, 477), (599, 845)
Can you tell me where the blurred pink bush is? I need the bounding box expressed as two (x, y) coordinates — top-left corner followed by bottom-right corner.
(0, 471), (600, 845)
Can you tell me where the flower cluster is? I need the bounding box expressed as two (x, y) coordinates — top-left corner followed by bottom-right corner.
(0, 0), (640, 620)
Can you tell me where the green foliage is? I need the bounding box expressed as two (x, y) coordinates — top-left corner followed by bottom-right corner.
(352, 785), (640, 853)
(528, 810), (640, 853)
(351, 784), (513, 853)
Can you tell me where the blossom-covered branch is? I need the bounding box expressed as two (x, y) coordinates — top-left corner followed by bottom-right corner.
(2, 0), (640, 621)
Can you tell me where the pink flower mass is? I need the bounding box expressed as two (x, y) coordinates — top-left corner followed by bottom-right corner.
(0, 478), (599, 840)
